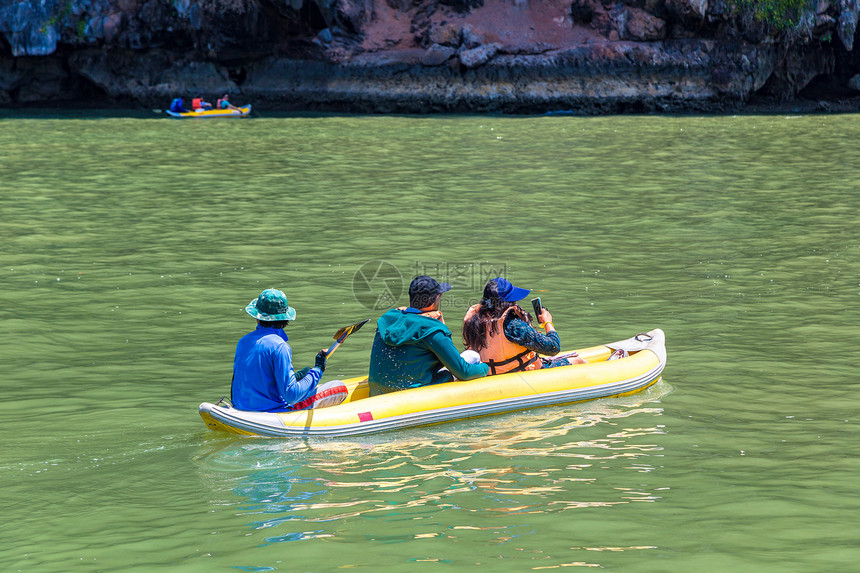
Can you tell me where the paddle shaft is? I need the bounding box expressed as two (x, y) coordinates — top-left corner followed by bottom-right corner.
(325, 339), (344, 357)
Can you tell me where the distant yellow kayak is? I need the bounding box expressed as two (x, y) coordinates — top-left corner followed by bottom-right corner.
(199, 328), (667, 437)
(166, 104), (251, 118)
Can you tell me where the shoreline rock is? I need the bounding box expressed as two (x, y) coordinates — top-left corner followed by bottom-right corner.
(1, 0), (859, 114)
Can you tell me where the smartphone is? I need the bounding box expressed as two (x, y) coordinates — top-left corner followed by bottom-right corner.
(531, 297), (542, 318)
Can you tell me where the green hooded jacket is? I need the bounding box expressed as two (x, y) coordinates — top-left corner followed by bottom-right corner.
(368, 308), (489, 395)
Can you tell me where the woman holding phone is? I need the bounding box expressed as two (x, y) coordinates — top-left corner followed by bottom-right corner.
(462, 277), (586, 375)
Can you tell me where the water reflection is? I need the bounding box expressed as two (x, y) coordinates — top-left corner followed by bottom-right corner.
(193, 382), (672, 550)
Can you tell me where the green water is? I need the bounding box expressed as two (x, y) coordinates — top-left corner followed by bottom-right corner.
(1, 112), (858, 572)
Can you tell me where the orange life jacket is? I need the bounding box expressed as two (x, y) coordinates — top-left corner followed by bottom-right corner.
(192, 98), (203, 109)
(463, 304), (541, 375)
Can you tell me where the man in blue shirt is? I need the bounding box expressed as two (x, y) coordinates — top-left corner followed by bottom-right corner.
(231, 288), (347, 412)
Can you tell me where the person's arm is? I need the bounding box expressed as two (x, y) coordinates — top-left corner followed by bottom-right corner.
(272, 344), (322, 406)
(504, 316), (561, 355)
(426, 331), (489, 381)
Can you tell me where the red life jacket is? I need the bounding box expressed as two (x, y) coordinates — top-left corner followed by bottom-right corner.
(192, 98), (203, 109)
(463, 304), (541, 375)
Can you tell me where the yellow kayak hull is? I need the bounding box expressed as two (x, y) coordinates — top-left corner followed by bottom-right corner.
(166, 105), (251, 118)
(199, 328), (666, 437)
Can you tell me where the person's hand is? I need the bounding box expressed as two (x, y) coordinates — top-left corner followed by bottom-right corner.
(315, 349), (328, 372)
(537, 308), (553, 326)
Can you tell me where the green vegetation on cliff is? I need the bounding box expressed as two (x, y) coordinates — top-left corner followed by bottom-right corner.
(732, 0), (812, 30)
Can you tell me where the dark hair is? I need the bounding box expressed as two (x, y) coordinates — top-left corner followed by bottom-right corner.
(258, 319), (290, 329)
(462, 280), (531, 350)
(410, 292), (440, 310)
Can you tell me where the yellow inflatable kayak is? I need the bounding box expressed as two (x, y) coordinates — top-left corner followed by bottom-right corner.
(199, 328), (666, 437)
(166, 104), (251, 118)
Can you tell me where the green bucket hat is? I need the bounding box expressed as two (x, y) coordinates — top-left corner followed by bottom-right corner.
(245, 288), (297, 321)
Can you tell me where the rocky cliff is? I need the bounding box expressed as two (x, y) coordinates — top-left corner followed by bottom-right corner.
(1, 0), (859, 113)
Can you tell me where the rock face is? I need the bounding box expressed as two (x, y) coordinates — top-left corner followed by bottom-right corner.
(0, 2), (59, 56)
(0, 0), (857, 112)
(838, 0), (860, 50)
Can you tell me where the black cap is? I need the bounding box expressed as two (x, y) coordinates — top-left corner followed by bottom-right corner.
(409, 275), (453, 308)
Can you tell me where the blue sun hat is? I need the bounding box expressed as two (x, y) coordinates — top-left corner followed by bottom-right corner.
(492, 277), (531, 302)
(245, 288), (297, 321)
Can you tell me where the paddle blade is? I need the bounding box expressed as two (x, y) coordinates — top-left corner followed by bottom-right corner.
(325, 319), (371, 358)
(333, 319), (370, 342)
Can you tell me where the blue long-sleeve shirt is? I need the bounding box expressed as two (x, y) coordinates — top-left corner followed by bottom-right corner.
(231, 325), (322, 411)
(503, 315), (561, 356)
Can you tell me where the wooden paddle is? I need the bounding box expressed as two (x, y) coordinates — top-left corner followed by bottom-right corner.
(324, 319), (370, 358)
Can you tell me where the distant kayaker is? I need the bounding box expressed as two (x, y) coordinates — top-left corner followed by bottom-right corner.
(368, 276), (490, 395)
(462, 278), (587, 375)
(216, 93), (240, 111)
(169, 98), (188, 113)
(231, 288), (347, 412)
(192, 97), (213, 111)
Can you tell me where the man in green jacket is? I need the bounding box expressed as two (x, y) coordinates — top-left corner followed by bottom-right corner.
(368, 275), (490, 395)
